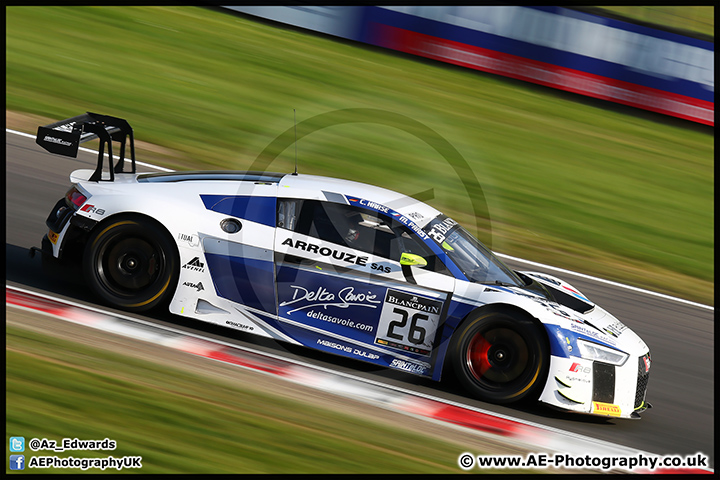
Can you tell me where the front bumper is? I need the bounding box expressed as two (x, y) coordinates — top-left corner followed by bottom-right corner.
(539, 352), (651, 419)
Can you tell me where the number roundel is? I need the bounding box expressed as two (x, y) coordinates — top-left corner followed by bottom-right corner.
(376, 289), (443, 355)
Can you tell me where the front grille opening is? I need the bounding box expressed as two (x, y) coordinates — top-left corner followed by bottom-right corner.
(592, 362), (616, 403)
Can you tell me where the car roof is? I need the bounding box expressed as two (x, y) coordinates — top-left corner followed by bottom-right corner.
(279, 173), (441, 228)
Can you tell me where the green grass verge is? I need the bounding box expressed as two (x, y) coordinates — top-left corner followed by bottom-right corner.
(590, 6), (714, 39)
(7, 324), (500, 474)
(5, 7), (713, 304)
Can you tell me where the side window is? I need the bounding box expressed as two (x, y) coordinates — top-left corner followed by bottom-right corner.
(278, 199), (449, 275)
(277, 199), (301, 231)
(384, 220), (449, 275)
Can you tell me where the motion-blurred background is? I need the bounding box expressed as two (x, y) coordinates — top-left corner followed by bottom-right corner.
(6, 6), (713, 473)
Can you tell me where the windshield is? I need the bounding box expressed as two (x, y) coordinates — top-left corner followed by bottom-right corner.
(424, 215), (524, 286)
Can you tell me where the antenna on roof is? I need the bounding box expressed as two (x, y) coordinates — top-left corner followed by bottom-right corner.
(292, 109), (298, 176)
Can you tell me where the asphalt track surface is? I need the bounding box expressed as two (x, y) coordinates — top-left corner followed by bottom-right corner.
(5, 131), (714, 468)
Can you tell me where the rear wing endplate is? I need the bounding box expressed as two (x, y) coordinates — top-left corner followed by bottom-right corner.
(36, 112), (136, 182)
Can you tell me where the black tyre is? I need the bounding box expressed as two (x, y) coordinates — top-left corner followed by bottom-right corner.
(83, 217), (178, 312)
(449, 310), (548, 404)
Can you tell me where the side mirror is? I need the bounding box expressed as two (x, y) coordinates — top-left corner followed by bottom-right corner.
(400, 252), (427, 267)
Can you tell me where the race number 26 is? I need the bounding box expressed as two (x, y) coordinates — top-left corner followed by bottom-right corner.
(375, 289), (443, 356)
(386, 308), (428, 345)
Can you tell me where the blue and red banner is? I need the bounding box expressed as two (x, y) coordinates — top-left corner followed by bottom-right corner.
(230, 6), (714, 125)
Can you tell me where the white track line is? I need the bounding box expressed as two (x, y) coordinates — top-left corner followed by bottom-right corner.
(496, 253), (713, 311)
(7, 128), (173, 172)
(7, 127), (712, 311)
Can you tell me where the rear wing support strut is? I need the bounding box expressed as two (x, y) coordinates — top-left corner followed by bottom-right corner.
(35, 112), (136, 182)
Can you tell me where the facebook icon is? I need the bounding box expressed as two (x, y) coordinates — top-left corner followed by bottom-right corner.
(10, 455), (25, 470)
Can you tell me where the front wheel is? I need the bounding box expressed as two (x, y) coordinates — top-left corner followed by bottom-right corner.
(449, 310), (548, 404)
(83, 217), (178, 312)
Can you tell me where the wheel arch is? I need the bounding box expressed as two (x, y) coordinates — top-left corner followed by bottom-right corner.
(87, 211), (178, 250)
(85, 211), (181, 280)
(446, 301), (553, 404)
(455, 302), (550, 348)
(82, 211), (181, 312)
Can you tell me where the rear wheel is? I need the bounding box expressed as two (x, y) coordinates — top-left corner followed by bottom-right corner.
(83, 217), (178, 312)
(450, 310), (548, 404)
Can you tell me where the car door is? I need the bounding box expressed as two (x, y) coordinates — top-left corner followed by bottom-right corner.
(274, 197), (455, 376)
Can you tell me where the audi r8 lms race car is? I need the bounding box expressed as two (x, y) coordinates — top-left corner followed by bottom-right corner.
(33, 113), (651, 419)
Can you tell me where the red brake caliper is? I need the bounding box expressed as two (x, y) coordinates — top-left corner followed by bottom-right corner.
(469, 333), (492, 377)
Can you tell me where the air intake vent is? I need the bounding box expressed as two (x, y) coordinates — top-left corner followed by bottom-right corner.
(592, 362), (615, 403)
(635, 355), (651, 408)
(546, 284), (594, 314)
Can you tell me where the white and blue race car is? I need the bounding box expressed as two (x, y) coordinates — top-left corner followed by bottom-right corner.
(34, 113), (651, 418)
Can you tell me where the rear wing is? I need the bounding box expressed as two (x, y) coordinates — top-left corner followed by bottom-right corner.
(36, 112), (136, 182)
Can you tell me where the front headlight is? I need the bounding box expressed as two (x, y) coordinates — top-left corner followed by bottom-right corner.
(577, 339), (629, 366)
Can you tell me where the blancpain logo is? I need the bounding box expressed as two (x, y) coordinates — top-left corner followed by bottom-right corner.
(43, 135), (72, 146)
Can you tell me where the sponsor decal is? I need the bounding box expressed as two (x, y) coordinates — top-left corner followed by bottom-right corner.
(348, 197), (429, 240)
(281, 285), (381, 313)
(43, 135), (72, 146)
(569, 362), (591, 374)
(603, 319), (628, 338)
(546, 302), (576, 320)
(353, 348), (380, 360)
(376, 337), (429, 356)
(315, 339), (382, 363)
(592, 401), (622, 417)
(426, 217), (457, 243)
(569, 323), (616, 344)
(564, 375), (591, 384)
(386, 292), (441, 314)
(317, 338), (353, 353)
(281, 238), (368, 266)
(53, 122), (77, 133)
(562, 284), (589, 301)
(642, 353), (651, 373)
(371, 262), (392, 274)
(358, 198), (389, 214)
(182, 281), (204, 292)
(305, 309), (374, 333)
(225, 320), (254, 331)
(182, 257), (205, 272)
(79, 204), (105, 215)
(396, 215), (429, 240)
(390, 358), (428, 375)
(177, 233), (200, 247)
(48, 230), (59, 245)
(531, 273), (561, 286)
